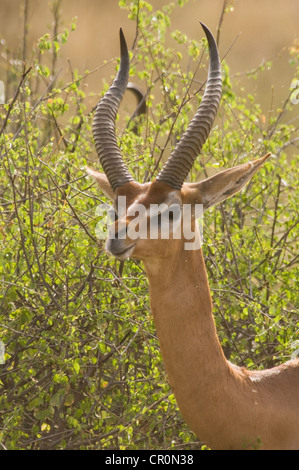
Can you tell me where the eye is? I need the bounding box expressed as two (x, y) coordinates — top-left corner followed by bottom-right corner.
(154, 205), (181, 228)
(156, 210), (173, 227)
(156, 212), (162, 227)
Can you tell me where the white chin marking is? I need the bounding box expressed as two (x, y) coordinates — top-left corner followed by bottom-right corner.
(106, 241), (136, 261)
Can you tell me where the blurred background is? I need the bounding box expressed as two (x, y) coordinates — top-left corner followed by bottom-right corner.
(0, 0), (299, 112)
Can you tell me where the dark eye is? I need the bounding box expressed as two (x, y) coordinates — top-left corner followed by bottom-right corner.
(155, 206), (180, 228)
(157, 210), (173, 226)
(168, 211), (174, 222)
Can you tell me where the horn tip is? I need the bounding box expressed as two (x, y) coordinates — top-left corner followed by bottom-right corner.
(199, 21), (220, 72)
(199, 21), (210, 36)
(119, 27), (128, 59)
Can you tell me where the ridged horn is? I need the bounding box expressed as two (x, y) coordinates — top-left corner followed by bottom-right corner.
(92, 28), (134, 192)
(127, 82), (147, 118)
(156, 22), (222, 189)
(126, 82), (147, 134)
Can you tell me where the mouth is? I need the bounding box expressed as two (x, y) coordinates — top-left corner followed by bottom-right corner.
(106, 241), (137, 261)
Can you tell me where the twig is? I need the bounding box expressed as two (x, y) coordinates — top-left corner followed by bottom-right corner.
(220, 203), (244, 293)
(50, 0), (62, 77)
(0, 65), (32, 137)
(50, 174), (99, 244)
(150, 54), (204, 177)
(27, 174), (61, 309)
(22, 0), (29, 63)
(132, 0), (140, 50)
(216, 0), (228, 46)
(270, 175), (281, 248)
(221, 33), (241, 63)
(69, 256), (99, 304)
(11, 67), (62, 142)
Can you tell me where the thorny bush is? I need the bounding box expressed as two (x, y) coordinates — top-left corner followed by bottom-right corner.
(0, 0), (298, 450)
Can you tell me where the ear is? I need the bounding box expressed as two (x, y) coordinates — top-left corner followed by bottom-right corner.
(183, 153), (271, 210)
(85, 167), (114, 200)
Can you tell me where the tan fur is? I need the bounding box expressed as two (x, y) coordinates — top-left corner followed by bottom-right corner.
(87, 154), (299, 450)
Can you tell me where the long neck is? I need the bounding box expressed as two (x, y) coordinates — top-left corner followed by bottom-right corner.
(142, 239), (299, 450)
(143, 243), (236, 445)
